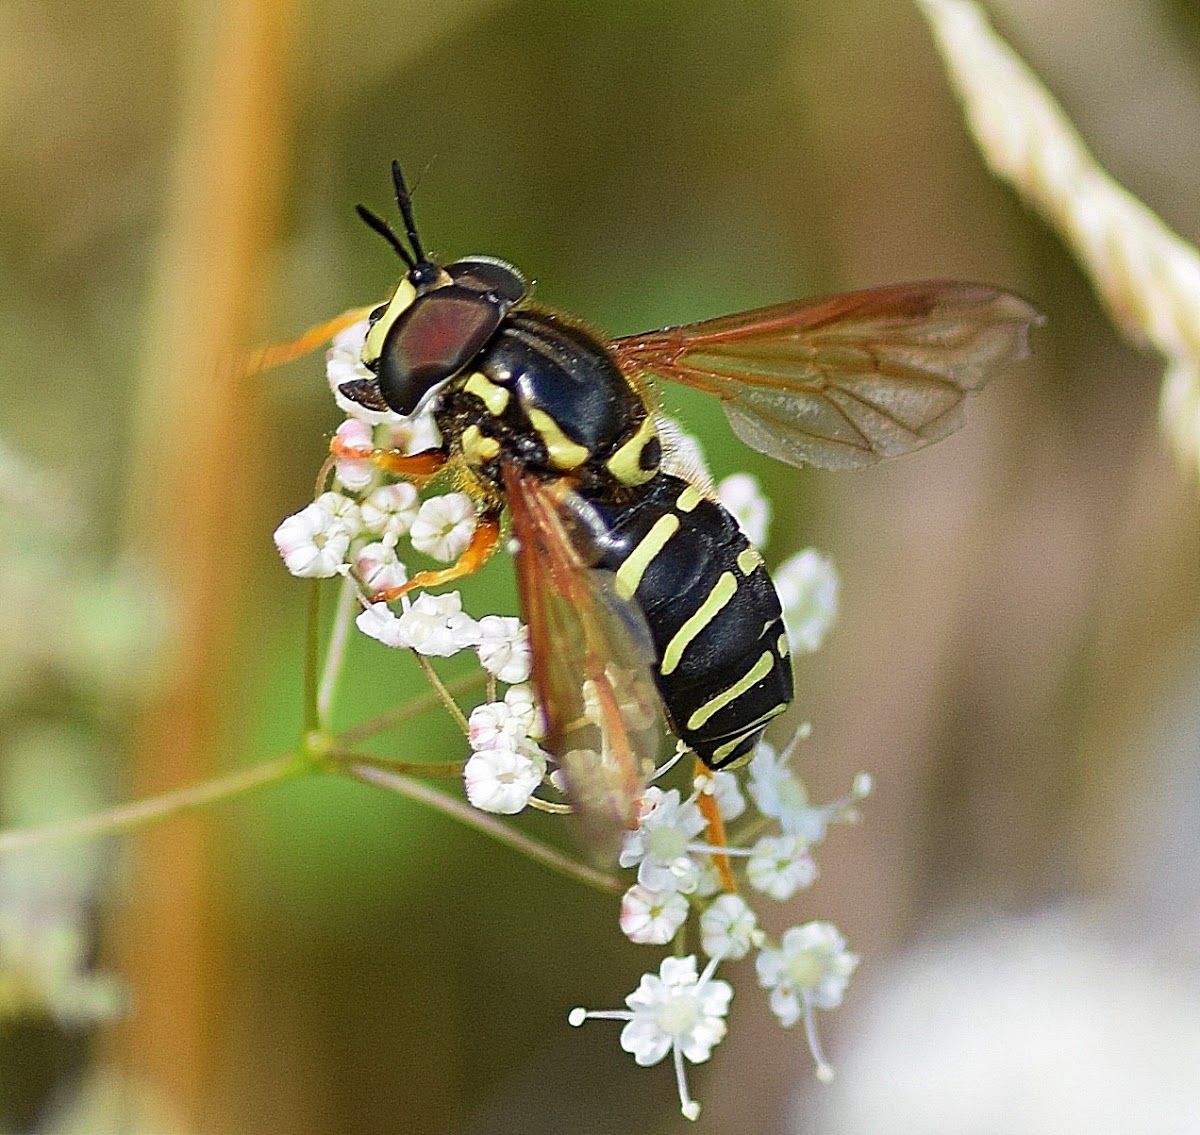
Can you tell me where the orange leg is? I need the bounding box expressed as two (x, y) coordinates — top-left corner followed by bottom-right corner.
(330, 436), (449, 482)
(237, 306), (376, 377)
(695, 758), (737, 894)
(370, 511), (502, 602)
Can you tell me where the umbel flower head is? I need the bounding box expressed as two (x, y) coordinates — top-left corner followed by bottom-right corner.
(272, 317), (865, 1120)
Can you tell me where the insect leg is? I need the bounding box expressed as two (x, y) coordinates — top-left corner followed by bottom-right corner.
(238, 306), (376, 376)
(330, 435), (450, 482)
(694, 757), (736, 893)
(369, 509), (502, 601)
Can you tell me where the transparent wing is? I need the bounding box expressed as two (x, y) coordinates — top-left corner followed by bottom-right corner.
(612, 282), (1041, 470)
(503, 464), (663, 852)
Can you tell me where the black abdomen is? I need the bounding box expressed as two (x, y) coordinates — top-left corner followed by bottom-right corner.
(591, 474), (793, 769)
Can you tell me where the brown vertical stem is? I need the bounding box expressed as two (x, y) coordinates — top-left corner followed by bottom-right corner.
(115, 0), (294, 1126)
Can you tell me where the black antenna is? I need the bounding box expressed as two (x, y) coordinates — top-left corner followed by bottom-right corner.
(391, 160), (428, 265)
(355, 204), (416, 269)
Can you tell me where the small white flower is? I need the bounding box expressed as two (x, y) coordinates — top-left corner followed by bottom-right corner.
(717, 472), (772, 549)
(755, 921), (858, 1081)
(360, 482), (420, 540)
(467, 690), (538, 752)
(620, 788), (708, 895)
(356, 591), (479, 657)
(332, 418), (377, 491)
(502, 683), (541, 738)
(399, 591), (480, 656)
(316, 491), (364, 534)
(747, 740), (825, 842)
(748, 740), (871, 842)
(475, 615), (531, 684)
(775, 548), (839, 653)
(463, 743), (545, 814)
(273, 494), (360, 578)
(410, 493), (477, 561)
(354, 542), (408, 598)
(709, 770), (746, 822)
(700, 893), (759, 960)
(620, 884), (690, 945)
(354, 602), (408, 648)
(747, 834), (817, 901)
(569, 955), (732, 1121)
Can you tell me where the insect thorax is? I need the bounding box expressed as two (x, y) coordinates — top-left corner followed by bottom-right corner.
(435, 308), (661, 501)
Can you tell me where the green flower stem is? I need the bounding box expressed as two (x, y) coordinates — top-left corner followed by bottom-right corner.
(412, 652), (471, 734)
(317, 574), (360, 727)
(334, 752), (466, 779)
(0, 754), (305, 855)
(0, 674), (483, 856)
(302, 577), (323, 735)
(335, 671), (484, 745)
(345, 763), (624, 894)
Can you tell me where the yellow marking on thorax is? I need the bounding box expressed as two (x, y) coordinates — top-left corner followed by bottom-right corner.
(463, 371), (510, 416)
(461, 424), (501, 466)
(660, 571), (738, 676)
(777, 632), (789, 656)
(527, 408), (590, 470)
(605, 416), (659, 487)
(362, 278), (417, 366)
(614, 514), (680, 601)
(675, 484), (703, 512)
(686, 650), (776, 732)
(736, 547), (762, 575)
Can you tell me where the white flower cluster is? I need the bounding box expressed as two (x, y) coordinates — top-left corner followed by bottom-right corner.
(272, 319), (533, 704)
(571, 737), (867, 1115)
(275, 322), (861, 1121)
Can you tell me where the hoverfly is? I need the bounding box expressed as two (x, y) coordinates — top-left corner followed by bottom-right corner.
(263, 162), (1038, 835)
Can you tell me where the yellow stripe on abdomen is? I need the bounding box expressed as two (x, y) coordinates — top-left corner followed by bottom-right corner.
(660, 572), (738, 676)
(686, 650), (776, 732)
(614, 514), (680, 601)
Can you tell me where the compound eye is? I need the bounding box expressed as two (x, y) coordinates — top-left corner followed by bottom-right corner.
(448, 257), (527, 308)
(375, 286), (504, 415)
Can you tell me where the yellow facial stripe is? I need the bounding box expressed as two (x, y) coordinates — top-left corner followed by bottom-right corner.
(461, 424), (500, 465)
(463, 371), (510, 416)
(605, 416), (659, 487)
(615, 514), (680, 601)
(686, 650), (776, 732)
(528, 408), (589, 470)
(675, 484), (703, 513)
(736, 547), (762, 575)
(660, 572), (738, 676)
(362, 278), (417, 366)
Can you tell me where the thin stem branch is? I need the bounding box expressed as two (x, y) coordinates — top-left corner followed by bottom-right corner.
(0, 677), (488, 856)
(318, 574), (359, 726)
(331, 752), (465, 779)
(412, 652), (470, 734)
(335, 671), (484, 745)
(0, 754), (304, 855)
(302, 579), (322, 735)
(345, 764), (623, 894)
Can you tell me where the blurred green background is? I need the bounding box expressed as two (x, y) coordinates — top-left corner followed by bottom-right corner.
(3, 0), (1200, 1132)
